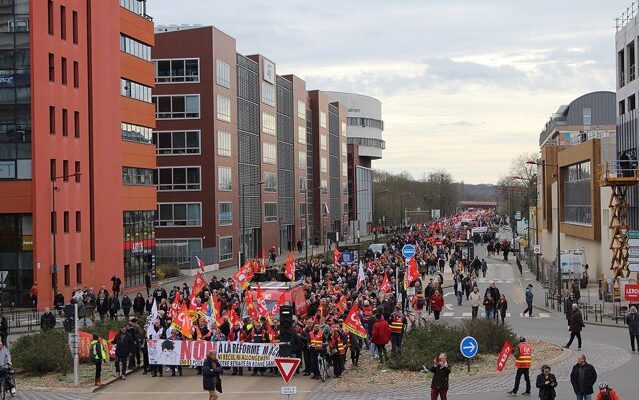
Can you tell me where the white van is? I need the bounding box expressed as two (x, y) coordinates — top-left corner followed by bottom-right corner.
(368, 243), (386, 255)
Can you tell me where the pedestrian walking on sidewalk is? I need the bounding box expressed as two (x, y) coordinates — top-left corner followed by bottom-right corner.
(522, 284), (534, 317)
(497, 294), (508, 325)
(507, 337), (532, 396)
(469, 287), (481, 320)
(423, 353), (450, 400)
(565, 304), (585, 351)
(203, 350), (223, 400)
(570, 354), (597, 400)
(626, 305), (639, 353)
(535, 365), (557, 400)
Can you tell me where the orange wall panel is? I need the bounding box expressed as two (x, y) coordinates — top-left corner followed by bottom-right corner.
(122, 141), (156, 169)
(121, 97), (155, 128)
(122, 185), (156, 211)
(119, 8), (154, 46)
(121, 53), (154, 87)
(0, 181), (32, 213)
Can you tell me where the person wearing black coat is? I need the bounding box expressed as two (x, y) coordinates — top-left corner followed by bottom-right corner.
(425, 352), (451, 400)
(569, 354), (597, 398)
(109, 296), (120, 320)
(626, 305), (639, 352)
(133, 293), (145, 316)
(111, 325), (134, 379)
(40, 308), (56, 332)
(202, 350), (223, 400)
(535, 365), (557, 400)
(121, 294), (132, 318)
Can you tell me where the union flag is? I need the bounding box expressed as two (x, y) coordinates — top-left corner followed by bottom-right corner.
(337, 295), (348, 314)
(403, 256), (420, 290)
(333, 248), (342, 267)
(232, 263), (254, 291)
(171, 303), (194, 339)
(380, 272), (391, 293)
(344, 303), (367, 338)
(190, 271), (207, 300)
(284, 252), (295, 282)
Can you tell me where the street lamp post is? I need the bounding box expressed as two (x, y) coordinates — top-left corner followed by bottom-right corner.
(239, 181), (264, 268)
(513, 174), (540, 279)
(51, 173), (81, 304)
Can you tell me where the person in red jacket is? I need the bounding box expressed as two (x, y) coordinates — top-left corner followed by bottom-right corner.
(431, 289), (444, 320)
(371, 311), (391, 363)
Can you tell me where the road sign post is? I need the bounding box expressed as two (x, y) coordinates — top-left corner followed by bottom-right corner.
(275, 357), (301, 399)
(460, 336), (478, 373)
(401, 244), (416, 259)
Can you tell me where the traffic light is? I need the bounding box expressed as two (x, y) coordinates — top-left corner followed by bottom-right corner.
(279, 305), (294, 342)
(63, 304), (75, 333)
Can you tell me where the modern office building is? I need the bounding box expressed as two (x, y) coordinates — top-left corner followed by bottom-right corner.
(0, 0), (156, 307)
(325, 92), (384, 237)
(152, 25), (351, 268)
(536, 91), (616, 280)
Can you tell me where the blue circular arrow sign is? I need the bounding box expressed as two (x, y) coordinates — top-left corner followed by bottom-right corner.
(402, 244), (416, 259)
(460, 336), (478, 359)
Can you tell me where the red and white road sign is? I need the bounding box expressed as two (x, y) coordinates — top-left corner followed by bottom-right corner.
(274, 357), (301, 384)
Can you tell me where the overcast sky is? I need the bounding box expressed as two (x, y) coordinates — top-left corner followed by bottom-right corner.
(149, 0), (628, 184)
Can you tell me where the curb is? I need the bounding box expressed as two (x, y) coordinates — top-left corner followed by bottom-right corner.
(92, 366), (142, 393)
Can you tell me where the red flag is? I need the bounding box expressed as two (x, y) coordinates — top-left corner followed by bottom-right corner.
(285, 252), (295, 281)
(232, 263), (254, 291)
(172, 303), (194, 339)
(337, 295), (348, 314)
(168, 291), (182, 319)
(367, 262), (375, 273)
(261, 249), (267, 273)
(229, 307), (242, 326)
(190, 271), (207, 300)
(380, 273), (391, 293)
(333, 248), (342, 267)
(344, 303), (367, 338)
(195, 255), (205, 271)
(271, 292), (286, 318)
(245, 291), (259, 321)
(496, 340), (514, 372)
(256, 283), (270, 319)
(107, 330), (117, 360)
(403, 257), (420, 289)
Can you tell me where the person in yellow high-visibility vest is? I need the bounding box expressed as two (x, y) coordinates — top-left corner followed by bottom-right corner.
(507, 337), (532, 396)
(89, 334), (108, 386)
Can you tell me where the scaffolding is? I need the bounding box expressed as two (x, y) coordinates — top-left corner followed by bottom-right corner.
(601, 161), (639, 279)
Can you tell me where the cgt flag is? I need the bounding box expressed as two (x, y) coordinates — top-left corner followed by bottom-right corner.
(284, 252), (295, 282)
(380, 272), (391, 293)
(496, 340), (514, 372)
(333, 248), (342, 267)
(344, 303), (367, 338)
(403, 256), (419, 290)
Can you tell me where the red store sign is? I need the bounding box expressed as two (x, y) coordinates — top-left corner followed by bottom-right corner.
(624, 284), (639, 302)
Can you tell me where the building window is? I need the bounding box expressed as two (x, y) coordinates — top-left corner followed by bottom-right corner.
(620, 100), (626, 116)
(156, 167), (201, 191)
(123, 210), (155, 287)
(48, 53), (54, 82)
(343, 202), (349, 215)
(582, 108), (592, 126)
(299, 176), (307, 193)
(62, 108), (68, 136)
(630, 94), (637, 112)
(74, 112), (80, 138)
(320, 157), (327, 173)
(341, 121), (347, 136)
(300, 202), (307, 217)
(153, 131), (200, 155)
(49, 106), (55, 134)
(51, 211), (56, 234)
(76, 263), (82, 284)
(264, 202), (277, 222)
(218, 202), (233, 226)
(63, 211), (69, 233)
(216, 95), (231, 122)
(321, 202), (329, 216)
(219, 236), (233, 262)
(218, 166), (232, 191)
(64, 264), (70, 287)
(121, 35), (152, 61)
(320, 111), (327, 128)
(298, 125), (306, 144)
(122, 167), (154, 186)
(263, 143), (277, 164)
(120, 0), (147, 17)
(320, 134), (327, 150)
(261, 82), (275, 106)
(61, 57), (67, 85)
(217, 131), (231, 157)
(48, 0), (54, 35)
(156, 238), (203, 255)
(342, 161), (347, 177)
(153, 95), (200, 119)
(298, 151), (306, 169)
(73, 61), (79, 88)
(50, 159), (56, 181)
(157, 203), (202, 226)
(347, 117), (384, 130)
(216, 60), (230, 88)
(264, 172), (277, 192)
(63, 160), (69, 181)
(297, 100), (306, 119)
(74, 161), (80, 182)
(341, 142), (347, 156)
(75, 211), (81, 232)
(72, 11), (78, 44)
(320, 179), (327, 194)
(262, 113), (276, 135)
(342, 181), (348, 195)
(121, 79), (152, 103)
(60, 5), (66, 40)
(562, 161), (592, 225)
(154, 58), (199, 82)
(122, 122), (152, 144)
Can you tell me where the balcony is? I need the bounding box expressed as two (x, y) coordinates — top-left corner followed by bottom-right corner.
(347, 137), (386, 150)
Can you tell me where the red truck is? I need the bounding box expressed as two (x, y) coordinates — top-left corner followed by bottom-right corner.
(243, 281), (307, 319)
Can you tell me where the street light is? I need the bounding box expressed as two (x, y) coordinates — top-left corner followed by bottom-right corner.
(513, 174), (540, 280)
(527, 159), (562, 307)
(51, 172), (81, 304)
(239, 181), (264, 268)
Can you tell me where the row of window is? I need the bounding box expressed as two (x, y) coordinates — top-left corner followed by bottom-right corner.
(154, 130), (200, 155)
(122, 122), (153, 144)
(153, 94), (200, 119)
(48, 54), (79, 88)
(120, 0), (148, 18)
(50, 158), (81, 183)
(122, 167), (153, 186)
(154, 58), (198, 83)
(346, 117), (384, 130)
(121, 79), (152, 103)
(51, 210), (82, 234)
(347, 137), (386, 150)
(156, 201), (284, 227)
(48, 1), (79, 44)
(121, 35), (151, 62)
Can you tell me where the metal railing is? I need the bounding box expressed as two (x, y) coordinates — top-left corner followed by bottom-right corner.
(601, 160), (639, 179)
(616, 1), (638, 31)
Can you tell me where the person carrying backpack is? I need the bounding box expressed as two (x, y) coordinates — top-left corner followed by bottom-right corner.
(412, 292), (426, 326)
(595, 382), (620, 400)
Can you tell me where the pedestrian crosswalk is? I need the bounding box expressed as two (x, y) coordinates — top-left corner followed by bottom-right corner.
(439, 311), (550, 319)
(476, 278), (514, 284)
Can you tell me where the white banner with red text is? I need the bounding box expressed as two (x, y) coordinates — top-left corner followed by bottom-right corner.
(147, 339), (282, 367)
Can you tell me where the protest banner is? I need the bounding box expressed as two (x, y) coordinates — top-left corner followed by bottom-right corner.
(147, 339), (281, 367)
